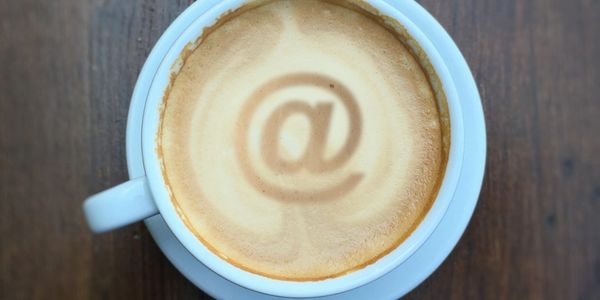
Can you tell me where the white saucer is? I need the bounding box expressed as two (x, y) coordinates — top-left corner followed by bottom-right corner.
(125, 0), (486, 298)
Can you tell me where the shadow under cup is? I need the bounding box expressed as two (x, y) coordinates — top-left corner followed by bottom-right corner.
(142, 0), (465, 297)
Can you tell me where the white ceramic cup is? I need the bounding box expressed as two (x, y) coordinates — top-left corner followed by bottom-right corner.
(83, 0), (464, 297)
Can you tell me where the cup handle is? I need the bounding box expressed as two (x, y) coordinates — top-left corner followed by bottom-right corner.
(83, 177), (158, 233)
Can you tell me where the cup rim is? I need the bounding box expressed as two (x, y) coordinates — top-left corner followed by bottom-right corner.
(141, 0), (465, 297)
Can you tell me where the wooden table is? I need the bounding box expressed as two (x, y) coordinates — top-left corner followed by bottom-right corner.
(1, 0), (599, 299)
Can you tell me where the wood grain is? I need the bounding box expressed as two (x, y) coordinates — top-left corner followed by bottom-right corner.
(0, 0), (598, 299)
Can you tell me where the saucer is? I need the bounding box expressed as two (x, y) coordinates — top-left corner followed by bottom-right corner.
(125, 0), (486, 298)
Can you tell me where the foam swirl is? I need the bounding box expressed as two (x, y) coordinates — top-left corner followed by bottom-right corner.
(159, 0), (449, 280)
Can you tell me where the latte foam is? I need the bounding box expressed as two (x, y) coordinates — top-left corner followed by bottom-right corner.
(159, 0), (449, 280)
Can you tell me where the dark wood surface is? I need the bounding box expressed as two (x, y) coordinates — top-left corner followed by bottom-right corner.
(1, 0), (599, 299)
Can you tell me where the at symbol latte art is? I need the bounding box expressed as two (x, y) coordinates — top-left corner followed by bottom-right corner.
(236, 73), (363, 201)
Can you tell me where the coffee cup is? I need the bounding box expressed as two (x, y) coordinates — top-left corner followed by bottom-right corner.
(84, 0), (464, 297)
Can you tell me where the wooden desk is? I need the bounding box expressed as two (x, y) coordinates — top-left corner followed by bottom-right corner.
(1, 0), (598, 298)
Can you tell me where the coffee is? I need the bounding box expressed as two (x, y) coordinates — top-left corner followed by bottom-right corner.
(158, 0), (450, 281)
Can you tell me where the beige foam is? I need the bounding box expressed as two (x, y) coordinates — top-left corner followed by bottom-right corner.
(159, 0), (449, 280)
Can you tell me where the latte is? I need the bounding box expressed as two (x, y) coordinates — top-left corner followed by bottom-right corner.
(159, 0), (450, 280)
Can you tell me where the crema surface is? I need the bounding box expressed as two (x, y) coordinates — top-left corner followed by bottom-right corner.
(159, 0), (448, 280)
